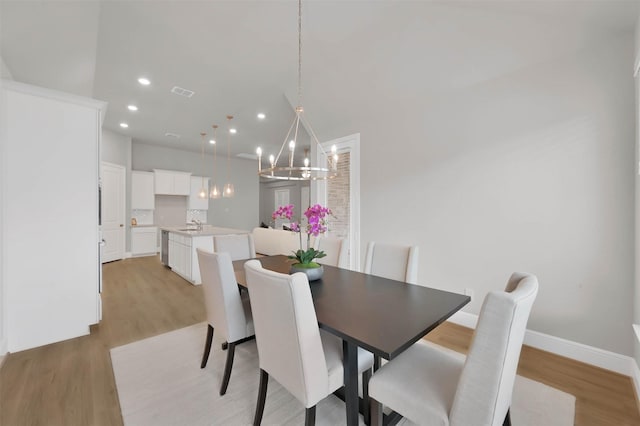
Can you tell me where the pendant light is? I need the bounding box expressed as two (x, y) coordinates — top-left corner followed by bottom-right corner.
(223, 115), (234, 197)
(198, 132), (207, 198)
(209, 124), (221, 199)
(255, 0), (338, 181)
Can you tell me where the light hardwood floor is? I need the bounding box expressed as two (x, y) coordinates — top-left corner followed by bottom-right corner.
(1, 255), (638, 425)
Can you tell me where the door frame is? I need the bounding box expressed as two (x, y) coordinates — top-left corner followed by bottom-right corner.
(314, 133), (361, 270)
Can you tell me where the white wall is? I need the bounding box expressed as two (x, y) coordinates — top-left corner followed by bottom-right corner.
(102, 129), (133, 251)
(0, 57), (11, 354)
(320, 28), (635, 354)
(132, 142), (259, 232)
(0, 78), (8, 355)
(1, 56), (13, 80)
(634, 11), (640, 373)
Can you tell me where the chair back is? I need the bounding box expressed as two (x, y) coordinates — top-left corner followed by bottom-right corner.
(450, 273), (539, 426)
(313, 236), (348, 268)
(196, 249), (249, 343)
(213, 233), (256, 261)
(244, 259), (329, 407)
(363, 242), (419, 284)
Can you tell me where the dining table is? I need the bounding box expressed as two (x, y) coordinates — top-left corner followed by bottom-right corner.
(233, 255), (470, 426)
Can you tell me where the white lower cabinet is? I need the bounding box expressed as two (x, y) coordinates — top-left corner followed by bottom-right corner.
(131, 227), (158, 256)
(168, 232), (213, 284)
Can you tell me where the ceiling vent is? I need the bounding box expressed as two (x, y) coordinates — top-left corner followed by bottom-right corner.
(170, 86), (195, 98)
(164, 132), (181, 139)
(237, 153), (258, 160)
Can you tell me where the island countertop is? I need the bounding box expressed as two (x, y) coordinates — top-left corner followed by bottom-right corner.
(160, 226), (250, 237)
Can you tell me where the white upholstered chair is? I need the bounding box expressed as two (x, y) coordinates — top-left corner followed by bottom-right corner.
(196, 249), (255, 395)
(213, 233), (256, 260)
(368, 272), (539, 426)
(363, 242), (419, 285)
(244, 259), (374, 426)
(312, 236), (349, 268)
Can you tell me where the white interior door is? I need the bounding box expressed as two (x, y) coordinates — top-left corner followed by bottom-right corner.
(101, 162), (125, 263)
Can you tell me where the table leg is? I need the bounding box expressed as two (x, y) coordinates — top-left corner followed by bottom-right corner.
(343, 340), (359, 426)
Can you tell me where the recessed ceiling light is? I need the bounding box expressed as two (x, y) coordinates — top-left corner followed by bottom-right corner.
(230, 128), (237, 134)
(127, 105), (138, 111)
(138, 77), (150, 86)
(257, 113), (266, 120)
(209, 139), (216, 145)
(120, 122), (129, 128)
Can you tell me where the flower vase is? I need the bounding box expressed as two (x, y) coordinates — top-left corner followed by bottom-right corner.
(290, 264), (324, 281)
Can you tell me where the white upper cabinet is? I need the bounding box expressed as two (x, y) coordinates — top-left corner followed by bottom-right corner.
(189, 176), (210, 210)
(153, 169), (191, 195)
(131, 171), (155, 209)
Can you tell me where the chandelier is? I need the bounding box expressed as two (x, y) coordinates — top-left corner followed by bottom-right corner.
(256, 0), (338, 181)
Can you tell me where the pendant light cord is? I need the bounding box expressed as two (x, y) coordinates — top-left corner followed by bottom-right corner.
(226, 116), (232, 183)
(298, 0), (302, 107)
(200, 132), (206, 190)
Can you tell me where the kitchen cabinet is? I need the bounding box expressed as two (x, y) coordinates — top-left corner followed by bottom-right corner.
(131, 171), (155, 209)
(167, 232), (213, 284)
(189, 176), (210, 210)
(4, 80), (105, 352)
(131, 226), (158, 256)
(153, 169), (191, 195)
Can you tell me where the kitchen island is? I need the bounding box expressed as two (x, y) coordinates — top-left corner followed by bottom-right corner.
(161, 226), (249, 285)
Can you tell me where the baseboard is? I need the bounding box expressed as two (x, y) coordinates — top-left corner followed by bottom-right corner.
(631, 359), (640, 408)
(448, 311), (635, 377)
(124, 252), (132, 259)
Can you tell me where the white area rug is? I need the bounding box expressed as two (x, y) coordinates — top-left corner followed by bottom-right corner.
(111, 323), (575, 426)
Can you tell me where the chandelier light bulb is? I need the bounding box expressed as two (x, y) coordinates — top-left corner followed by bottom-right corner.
(256, 147), (263, 172)
(209, 139), (216, 145)
(199, 188), (206, 199)
(210, 185), (220, 199)
(304, 158), (309, 167)
(289, 140), (295, 151)
(269, 154), (275, 166)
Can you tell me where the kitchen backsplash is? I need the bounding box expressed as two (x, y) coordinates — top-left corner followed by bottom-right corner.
(140, 195), (208, 227)
(131, 209), (154, 225)
(187, 209), (207, 224)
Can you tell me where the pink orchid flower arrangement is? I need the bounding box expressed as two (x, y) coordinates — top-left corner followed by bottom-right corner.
(272, 203), (333, 267)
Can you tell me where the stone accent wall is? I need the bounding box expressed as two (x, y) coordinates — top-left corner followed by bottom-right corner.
(327, 152), (350, 241)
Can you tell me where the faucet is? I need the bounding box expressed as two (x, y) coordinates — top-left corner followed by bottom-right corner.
(190, 219), (203, 231)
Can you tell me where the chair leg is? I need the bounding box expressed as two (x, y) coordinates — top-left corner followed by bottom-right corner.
(502, 408), (511, 426)
(222, 342), (228, 350)
(370, 397), (383, 426)
(253, 369), (269, 426)
(305, 406), (316, 426)
(220, 342), (236, 395)
(200, 324), (214, 368)
(362, 369), (372, 426)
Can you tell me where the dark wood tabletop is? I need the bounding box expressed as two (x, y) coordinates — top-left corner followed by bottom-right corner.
(234, 255), (470, 425)
(233, 255), (470, 360)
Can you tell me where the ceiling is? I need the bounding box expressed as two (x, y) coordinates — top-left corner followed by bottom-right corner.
(1, 0), (638, 160)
